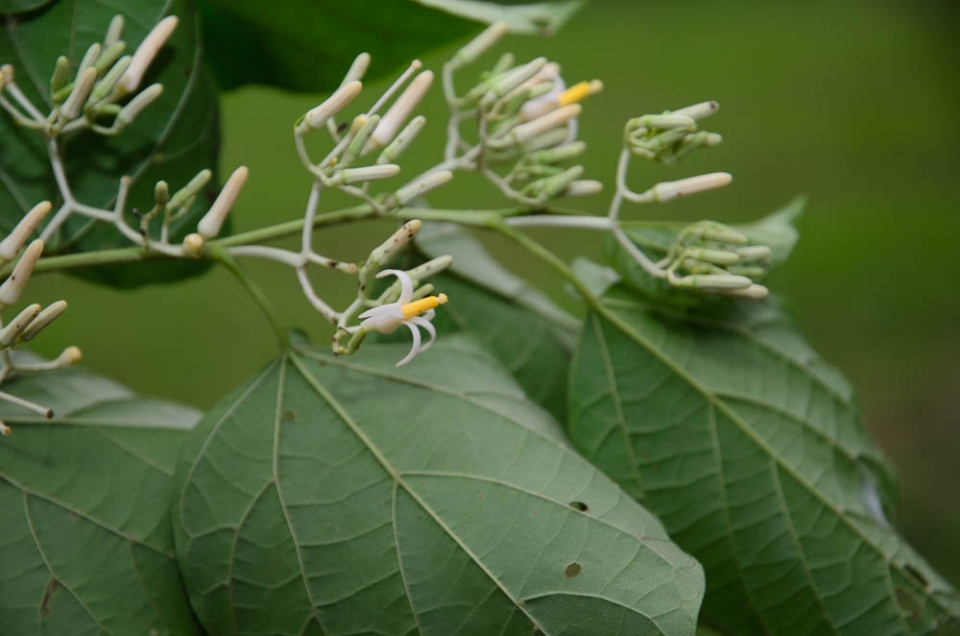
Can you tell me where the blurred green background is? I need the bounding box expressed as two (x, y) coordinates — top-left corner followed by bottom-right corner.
(25, 0), (960, 582)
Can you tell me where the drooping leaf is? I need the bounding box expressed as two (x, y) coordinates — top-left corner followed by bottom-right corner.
(610, 197), (805, 307)
(567, 287), (960, 635)
(0, 352), (203, 635)
(417, 222), (577, 420)
(199, 0), (583, 92)
(173, 336), (704, 636)
(0, 0), (221, 287)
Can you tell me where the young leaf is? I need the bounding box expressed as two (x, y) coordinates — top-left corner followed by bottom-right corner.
(199, 0), (583, 92)
(417, 222), (577, 420)
(568, 287), (960, 635)
(173, 336), (704, 635)
(0, 353), (203, 635)
(0, 0), (220, 287)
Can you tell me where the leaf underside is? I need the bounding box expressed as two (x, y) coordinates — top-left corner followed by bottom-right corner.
(568, 287), (960, 635)
(0, 0), (220, 287)
(173, 336), (704, 636)
(0, 352), (202, 635)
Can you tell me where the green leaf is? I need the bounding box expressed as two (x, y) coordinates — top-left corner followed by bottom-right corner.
(0, 0), (55, 14)
(0, 352), (203, 635)
(417, 222), (577, 420)
(611, 197), (805, 307)
(199, 0), (583, 92)
(567, 287), (960, 635)
(0, 0), (221, 287)
(173, 336), (704, 635)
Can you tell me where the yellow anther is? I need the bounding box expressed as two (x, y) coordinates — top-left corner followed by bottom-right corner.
(401, 293), (448, 320)
(558, 80), (603, 106)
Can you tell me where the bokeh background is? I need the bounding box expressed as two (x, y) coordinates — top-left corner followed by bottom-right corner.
(26, 0), (960, 582)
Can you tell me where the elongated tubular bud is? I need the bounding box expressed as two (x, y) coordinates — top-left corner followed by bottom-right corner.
(389, 171), (452, 207)
(525, 165), (583, 199)
(19, 300), (67, 342)
(50, 56), (69, 96)
(368, 220), (421, 266)
(650, 172), (732, 203)
(526, 141), (586, 165)
(736, 245), (772, 262)
(335, 164), (400, 185)
(90, 56), (131, 103)
(340, 115), (379, 166)
(342, 53), (371, 85)
(453, 21), (508, 68)
(725, 283), (769, 299)
(105, 15), (125, 48)
(0, 201), (51, 262)
(488, 104), (581, 149)
(368, 71), (433, 150)
(564, 180), (603, 197)
(79, 43), (102, 74)
(1, 64), (13, 84)
(672, 100), (719, 121)
(0, 239), (43, 307)
(94, 41), (127, 76)
(169, 169), (212, 210)
(629, 114), (696, 133)
(0, 303), (41, 347)
(197, 166), (248, 238)
(520, 128), (569, 153)
(686, 247), (741, 266)
(118, 15), (178, 94)
(475, 57), (547, 102)
(377, 115), (425, 165)
(696, 223), (748, 245)
(673, 273), (752, 291)
(296, 80), (362, 135)
(116, 83), (162, 126)
(60, 68), (97, 120)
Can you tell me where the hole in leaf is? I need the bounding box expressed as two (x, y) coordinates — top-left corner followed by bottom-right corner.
(903, 563), (929, 589)
(569, 501), (589, 512)
(564, 563), (582, 578)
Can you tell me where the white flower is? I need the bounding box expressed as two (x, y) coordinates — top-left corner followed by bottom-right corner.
(358, 269), (448, 367)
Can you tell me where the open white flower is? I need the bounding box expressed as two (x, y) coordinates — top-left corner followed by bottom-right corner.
(358, 269), (448, 367)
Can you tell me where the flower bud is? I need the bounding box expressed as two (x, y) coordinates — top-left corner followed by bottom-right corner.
(0, 422), (9, 436)
(564, 180), (603, 198)
(368, 71), (434, 150)
(524, 165), (583, 199)
(650, 172), (732, 203)
(57, 346), (83, 365)
(377, 115), (426, 165)
(50, 56), (69, 96)
(60, 68), (98, 120)
(0, 201), (51, 263)
(181, 233), (204, 256)
(342, 52), (371, 85)
(0, 239), (43, 307)
(0, 303), (41, 347)
(340, 115), (379, 166)
(672, 273), (752, 291)
(736, 245), (772, 262)
(686, 247), (741, 266)
(154, 181), (170, 207)
(104, 14), (125, 48)
(169, 169), (213, 210)
(19, 300), (67, 342)
(389, 171), (452, 207)
(297, 81), (363, 135)
(78, 43), (102, 74)
(336, 164), (401, 185)
(90, 55), (131, 104)
(526, 141), (586, 165)
(489, 104), (581, 149)
(95, 41), (127, 76)
(453, 21), (508, 68)
(116, 83), (163, 127)
(197, 166), (248, 238)
(725, 283), (769, 299)
(118, 15), (178, 94)
(672, 100), (719, 121)
(481, 57), (547, 101)
(368, 220), (421, 266)
(696, 223), (748, 245)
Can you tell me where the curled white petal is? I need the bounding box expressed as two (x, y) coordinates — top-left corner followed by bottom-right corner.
(376, 268), (413, 304)
(396, 321), (423, 367)
(410, 315), (436, 353)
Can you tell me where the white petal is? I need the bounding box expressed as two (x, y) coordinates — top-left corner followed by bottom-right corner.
(410, 316), (436, 352)
(376, 269), (413, 304)
(396, 321), (422, 367)
(359, 304), (404, 333)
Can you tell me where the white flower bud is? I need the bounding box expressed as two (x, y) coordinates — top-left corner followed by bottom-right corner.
(672, 101), (719, 121)
(118, 15), (178, 94)
(483, 57), (547, 101)
(389, 171), (452, 207)
(78, 43), (102, 74)
(343, 53), (371, 85)
(0, 201), (51, 262)
(736, 245), (772, 262)
(181, 233), (204, 256)
(564, 180), (603, 197)
(686, 248), (741, 266)
(19, 300), (67, 342)
(0, 239), (43, 307)
(673, 273), (752, 291)
(60, 67), (98, 120)
(57, 346), (83, 365)
(0, 303), (41, 347)
(336, 164), (401, 185)
(169, 169), (212, 209)
(0, 421), (9, 436)
(116, 83), (163, 127)
(453, 21), (508, 67)
(488, 104), (581, 149)
(369, 70), (434, 150)
(369, 220), (421, 265)
(377, 115), (426, 165)
(406, 255), (453, 281)
(90, 55), (131, 103)
(197, 166), (248, 239)
(297, 80), (363, 135)
(650, 172), (732, 203)
(104, 15), (125, 48)
(726, 283), (769, 299)
(50, 56), (69, 95)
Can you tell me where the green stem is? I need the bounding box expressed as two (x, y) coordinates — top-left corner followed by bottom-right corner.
(204, 244), (290, 350)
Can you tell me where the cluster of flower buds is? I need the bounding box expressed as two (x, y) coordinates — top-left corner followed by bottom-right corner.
(442, 22), (603, 205)
(656, 220), (773, 298)
(293, 56), (451, 210)
(625, 101), (723, 164)
(0, 15), (176, 136)
(0, 202), (83, 435)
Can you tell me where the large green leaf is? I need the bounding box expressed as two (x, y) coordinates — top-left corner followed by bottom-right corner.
(0, 0), (54, 13)
(417, 222), (577, 421)
(199, 0), (583, 92)
(567, 287), (960, 635)
(173, 336), (704, 635)
(0, 353), (203, 635)
(0, 0), (220, 287)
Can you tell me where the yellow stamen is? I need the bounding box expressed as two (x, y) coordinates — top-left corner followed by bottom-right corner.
(558, 80), (603, 106)
(401, 293), (448, 320)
